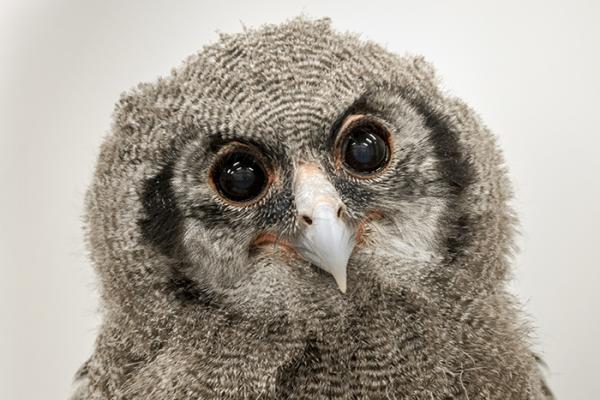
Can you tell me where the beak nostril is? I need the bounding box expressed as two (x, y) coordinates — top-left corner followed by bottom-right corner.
(337, 206), (344, 219)
(301, 215), (313, 225)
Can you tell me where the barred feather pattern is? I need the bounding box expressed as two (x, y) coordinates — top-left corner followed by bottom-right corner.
(72, 17), (553, 400)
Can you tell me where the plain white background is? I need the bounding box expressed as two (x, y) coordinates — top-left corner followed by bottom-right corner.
(1, 1), (598, 399)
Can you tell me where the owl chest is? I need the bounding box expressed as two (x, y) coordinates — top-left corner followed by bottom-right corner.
(118, 317), (539, 400)
(270, 332), (454, 399)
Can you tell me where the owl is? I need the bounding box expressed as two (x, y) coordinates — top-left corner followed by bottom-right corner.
(71, 18), (553, 400)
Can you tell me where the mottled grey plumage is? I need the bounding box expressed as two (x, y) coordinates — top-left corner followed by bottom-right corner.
(72, 18), (552, 399)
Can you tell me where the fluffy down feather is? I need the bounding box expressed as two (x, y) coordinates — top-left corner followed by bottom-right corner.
(72, 17), (552, 400)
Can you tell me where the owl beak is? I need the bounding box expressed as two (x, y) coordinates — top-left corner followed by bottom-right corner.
(293, 163), (355, 293)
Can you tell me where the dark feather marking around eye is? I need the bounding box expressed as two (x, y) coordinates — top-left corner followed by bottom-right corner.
(139, 163), (183, 257)
(140, 163), (223, 307)
(408, 98), (476, 261)
(411, 102), (475, 194)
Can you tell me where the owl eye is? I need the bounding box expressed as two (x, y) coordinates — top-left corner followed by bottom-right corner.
(211, 149), (268, 203)
(338, 116), (391, 176)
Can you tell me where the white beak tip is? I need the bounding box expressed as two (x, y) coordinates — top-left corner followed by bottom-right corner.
(333, 274), (347, 294)
(292, 163), (355, 296)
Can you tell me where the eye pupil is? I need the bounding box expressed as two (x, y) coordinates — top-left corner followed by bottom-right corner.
(341, 120), (389, 174)
(214, 152), (267, 202)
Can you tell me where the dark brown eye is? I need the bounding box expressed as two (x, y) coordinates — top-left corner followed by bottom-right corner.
(212, 150), (268, 203)
(339, 117), (390, 175)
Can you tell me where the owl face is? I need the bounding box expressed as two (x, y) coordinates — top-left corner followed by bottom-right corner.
(131, 20), (476, 322)
(141, 93), (462, 319)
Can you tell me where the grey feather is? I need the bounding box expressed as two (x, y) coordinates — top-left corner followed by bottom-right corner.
(72, 17), (553, 400)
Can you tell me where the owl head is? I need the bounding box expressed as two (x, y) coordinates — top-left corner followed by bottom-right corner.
(88, 18), (514, 329)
